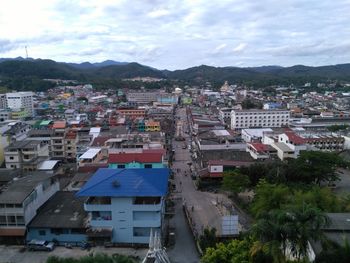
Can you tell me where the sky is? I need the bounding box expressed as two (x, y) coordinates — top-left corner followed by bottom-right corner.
(1, 0), (350, 70)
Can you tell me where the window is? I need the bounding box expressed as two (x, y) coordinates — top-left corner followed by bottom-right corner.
(117, 164), (125, 169)
(16, 216), (24, 225)
(9, 157), (14, 160)
(144, 164), (152, 169)
(39, 230), (46, 236)
(7, 215), (16, 225)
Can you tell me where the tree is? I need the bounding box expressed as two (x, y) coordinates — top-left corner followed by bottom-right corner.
(251, 205), (329, 262)
(315, 239), (350, 263)
(222, 170), (250, 195)
(290, 151), (346, 185)
(201, 238), (251, 263)
(250, 180), (290, 218)
(199, 227), (218, 251)
(287, 204), (329, 260)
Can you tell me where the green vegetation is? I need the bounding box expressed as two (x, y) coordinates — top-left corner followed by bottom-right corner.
(2, 59), (350, 91)
(327, 124), (349, 132)
(199, 227), (218, 251)
(222, 170), (250, 195)
(46, 253), (136, 263)
(202, 151), (349, 263)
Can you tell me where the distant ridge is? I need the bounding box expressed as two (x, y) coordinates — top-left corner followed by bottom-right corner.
(1, 57), (350, 89)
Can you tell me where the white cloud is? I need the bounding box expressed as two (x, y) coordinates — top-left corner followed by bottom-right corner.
(0, 0), (350, 69)
(147, 9), (171, 18)
(233, 43), (247, 52)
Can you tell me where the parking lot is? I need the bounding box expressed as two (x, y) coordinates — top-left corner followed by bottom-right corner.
(0, 245), (147, 263)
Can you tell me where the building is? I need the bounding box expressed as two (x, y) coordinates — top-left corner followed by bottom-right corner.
(51, 121), (67, 159)
(231, 109), (290, 129)
(126, 92), (158, 104)
(241, 128), (273, 143)
(117, 109), (146, 119)
(0, 92), (34, 117)
(27, 191), (87, 245)
(77, 168), (169, 244)
(0, 173), (59, 244)
(145, 120), (161, 132)
(108, 152), (165, 169)
(4, 140), (49, 171)
(78, 148), (103, 167)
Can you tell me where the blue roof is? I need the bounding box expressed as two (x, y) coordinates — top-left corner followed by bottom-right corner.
(76, 168), (169, 197)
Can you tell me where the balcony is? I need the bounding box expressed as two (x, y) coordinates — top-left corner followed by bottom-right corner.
(132, 203), (162, 211)
(84, 197), (111, 211)
(133, 218), (161, 227)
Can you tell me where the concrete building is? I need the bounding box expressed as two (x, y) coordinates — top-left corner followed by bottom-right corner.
(77, 168), (169, 244)
(4, 140), (49, 171)
(108, 152), (165, 169)
(231, 109), (290, 129)
(51, 121), (67, 159)
(0, 173), (59, 243)
(0, 92), (34, 117)
(27, 191), (87, 245)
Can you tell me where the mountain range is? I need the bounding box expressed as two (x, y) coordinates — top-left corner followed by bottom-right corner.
(1, 57), (350, 90)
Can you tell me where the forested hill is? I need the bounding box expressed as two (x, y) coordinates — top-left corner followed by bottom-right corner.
(1, 58), (350, 91)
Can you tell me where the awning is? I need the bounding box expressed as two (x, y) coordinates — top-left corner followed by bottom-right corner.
(0, 228), (26, 236)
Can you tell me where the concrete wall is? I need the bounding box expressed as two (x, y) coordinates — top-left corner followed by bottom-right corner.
(27, 228), (87, 244)
(86, 197), (163, 244)
(109, 162), (164, 169)
(23, 180), (60, 225)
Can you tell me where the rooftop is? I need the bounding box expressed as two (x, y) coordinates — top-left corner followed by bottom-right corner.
(0, 173), (55, 204)
(77, 168), (169, 197)
(52, 120), (66, 129)
(79, 148), (101, 160)
(28, 191), (87, 229)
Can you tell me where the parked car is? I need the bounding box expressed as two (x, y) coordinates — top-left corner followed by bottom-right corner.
(27, 240), (55, 251)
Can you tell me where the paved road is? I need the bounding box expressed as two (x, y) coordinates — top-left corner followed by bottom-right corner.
(167, 199), (200, 263)
(172, 107), (239, 236)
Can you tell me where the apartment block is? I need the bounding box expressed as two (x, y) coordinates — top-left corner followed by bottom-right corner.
(4, 140), (49, 171)
(0, 173), (59, 244)
(0, 92), (34, 117)
(231, 109), (290, 129)
(77, 168), (169, 244)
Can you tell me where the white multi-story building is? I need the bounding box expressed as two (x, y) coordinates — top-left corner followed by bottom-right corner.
(0, 92), (34, 117)
(231, 109), (290, 129)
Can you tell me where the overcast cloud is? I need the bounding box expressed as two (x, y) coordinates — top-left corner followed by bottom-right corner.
(0, 0), (350, 69)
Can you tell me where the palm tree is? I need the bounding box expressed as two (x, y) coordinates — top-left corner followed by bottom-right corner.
(251, 205), (329, 262)
(287, 203), (329, 261)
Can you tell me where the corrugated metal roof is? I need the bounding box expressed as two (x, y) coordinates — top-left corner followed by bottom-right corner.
(79, 148), (101, 159)
(77, 168), (169, 197)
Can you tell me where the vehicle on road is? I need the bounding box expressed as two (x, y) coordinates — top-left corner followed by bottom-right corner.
(27, 240), (55, 251)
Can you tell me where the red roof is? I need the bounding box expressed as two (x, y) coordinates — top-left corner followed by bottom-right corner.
(108, 152), (163, 164)
(249, 143), (269, 152)
(52, 120), (66, 129)
(285, 131), (306, 145)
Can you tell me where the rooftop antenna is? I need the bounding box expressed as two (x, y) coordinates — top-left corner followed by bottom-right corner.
(25, 46), (29, 59)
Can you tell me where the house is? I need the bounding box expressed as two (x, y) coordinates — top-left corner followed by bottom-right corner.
(78, 148), (103, 167)
(27, 191), (87, 245)
(246, 143), (277, 160)
(108, 152), (165, 169)
(4, 140), (49, 171)
(77, 168), (169, 245)
(145, 120), (161, 132)
(0, 173), (59, 244)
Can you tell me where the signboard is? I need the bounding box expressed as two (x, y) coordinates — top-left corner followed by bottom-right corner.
(221, 215), (238, 236)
